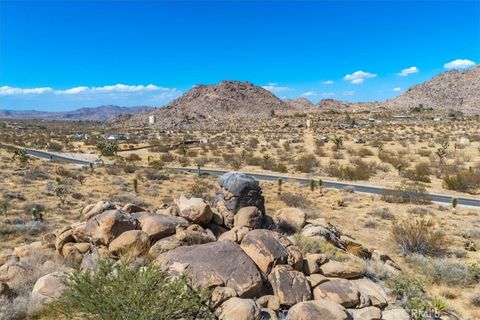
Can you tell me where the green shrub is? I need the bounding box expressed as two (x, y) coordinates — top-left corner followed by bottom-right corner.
(96, 141), (118, 157)
(51, 260), (214, 320)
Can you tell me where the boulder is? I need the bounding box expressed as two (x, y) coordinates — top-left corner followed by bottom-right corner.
(55, 229), (75, 253)
(313, 278), (360, 308)
(155, 240), (263, 298)
(175, 195), (213, 225)
(61, 243), (83, 264)
(351, 278), (388, 308)
(31, 272), (66, 306)
(308, 274), (330, 288)
(0, 282), (11, 298)
(348, 306), (382, 320)
(71, 221), (89, 243)
(108, 230), (150, 256)
(213, 173), (265, 225)
(133, 212), (188, 241)
(210, 286), (237, 309)
(303, 253), (329, 275)
(175, 229), (216, 245)
(287, 299), (350, 320)
(85, 210), (139, 245)
(80, 247), (101, 272)
(273, 208), (306, 232)
(218, 226), (251, 243)
(240, 229), (302, 274)
(13, 241), (43, 258)
(41, 233), (56, 249)
(257, 295), (280, 311)
(268, 265), (312, 306)
(234, 206), (264, 229)
(319, 260), (362, 279)
(83, 200), (115, 220)
(216, 297), (261, 320)
(122, 203), (146, 213)
(148, 235), (183, 258)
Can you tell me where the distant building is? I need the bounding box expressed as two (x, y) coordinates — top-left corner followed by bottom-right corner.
(149, 115), (156, 124)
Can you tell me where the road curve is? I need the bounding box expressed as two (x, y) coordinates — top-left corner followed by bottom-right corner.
(18, 147), (480, 208)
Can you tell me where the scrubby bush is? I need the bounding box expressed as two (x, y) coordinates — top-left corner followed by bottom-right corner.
(295, 153), (318, 173)
(368, 207), (394, 220)
(96, 141), (118, 157)
(125, 153), (141, 162)
(442, 167), (480, 193)
(391, 218), (448, 256)
(381, 181), (431, 204)
(278, 192), (312, 209)
(326, 158), (376, 181)
(51, 260), (214, 319)
(402, 162), (431, 183)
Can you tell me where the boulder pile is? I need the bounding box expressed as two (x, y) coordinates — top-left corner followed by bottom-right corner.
(0, 172), (407, 320)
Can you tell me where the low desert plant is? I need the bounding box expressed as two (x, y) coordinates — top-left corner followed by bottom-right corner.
(51, 260), (214, 319)
(391, 218), (448, 256)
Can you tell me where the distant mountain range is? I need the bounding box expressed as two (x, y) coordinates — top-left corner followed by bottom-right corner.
(0, 105), (153, 121)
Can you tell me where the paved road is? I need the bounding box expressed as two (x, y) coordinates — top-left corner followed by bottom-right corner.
(19, 147), (480, 208)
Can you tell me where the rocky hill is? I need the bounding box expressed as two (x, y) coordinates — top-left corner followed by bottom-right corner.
(284, 98), (314, 111)
(122, 81), (292, 129)
(0, 105), (152, 122)
(384, 66), (480, 114)
(315, 99), (351, 110)
(0, 172), (408, 320)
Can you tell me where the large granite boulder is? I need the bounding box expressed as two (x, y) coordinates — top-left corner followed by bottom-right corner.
(286, 299), (350, 320)
(240, 229), (303, 274)
(85, 210), (139, 245)
(268, 265), (312, 306)
(108, 230), (150, 256)
(155, 240), (263, 298)
(213, 173), (265, 228)
(132, 212), (189, 241)
(313, 278), (360, 308)
(30, 271), (67, 307)
(216, 297), (261, 320)
(175, 195), (213, 225)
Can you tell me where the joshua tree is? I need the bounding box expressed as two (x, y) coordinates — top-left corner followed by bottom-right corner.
(278, 178), (283, 195)
(11, 148), (28, 164)
(452, 197), (458, 209)
(435, 140), (449, 165)
(97, 141), (118, 157)
(54, 184), (69, 206)
(89, 162), (94, 173)
(31, 205), (44, 222)
(197, 163), (201, 176)
(133, 178), (139, 194)
(0, 197), (8, 218)
(309, 179), (316, 192)
(331, 136), (344, 150)
(318, 179), (324, 194)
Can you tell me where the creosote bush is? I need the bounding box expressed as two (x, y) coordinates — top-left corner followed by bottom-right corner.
(391, 218), (448, 256)
(50, 260), (214, 320)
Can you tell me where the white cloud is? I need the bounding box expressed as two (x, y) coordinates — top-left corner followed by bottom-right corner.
(343, 91), (355, 96)
(444, 59), (476, 69)
(393, 87), (401, 92)
(322, 92), (335, 97)
(343, 71), (377, 84)
(0, 86), (53, 95)
(262, 83), (292, 93)
(62, 86), (88, 94)
(301, 91), (317, 97)
(322, 80), (334, 85)
(397, 66), (419, 76)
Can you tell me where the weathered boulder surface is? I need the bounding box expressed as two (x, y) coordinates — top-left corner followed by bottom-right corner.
(273, 207), (306, 232)
(240, 229), (302, 274)
(381, 308), (410, 320)
(31, 272), (66, 307)
(155, 240), (263, 298)
(175, 195), (213, 225)
(286, 299), (350, 320)
(85, 210), (139, 245)
(349, 306), (382, 320)
(352, 278), (388, 308)
(234, 206), (264, 229)
(133, 212), (188, 241)
(108, 230), (150, 256)
(319, 260), (362, 279)
(83, 200), (115, 220)
(268, 265), (312, 306)
(216, 297), (261, 320)
(313, 278), (360, 308)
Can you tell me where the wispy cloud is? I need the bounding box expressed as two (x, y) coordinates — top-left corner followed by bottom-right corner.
(0, 84), (176, 96)
(262, 83), (292, 93)
(321, 92), (335, 97)
(343, 71), (376, 84)
(343, 91), (355, 96)
(393, 87), (401, 92)
(0, 86), (53, 95)
(444, 59), (476, 69)
(322, 80), (334, 85)
(301, 91), (317, 97)
(397, 66), (419, 76)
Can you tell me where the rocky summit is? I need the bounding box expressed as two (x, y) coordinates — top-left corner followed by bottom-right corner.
(0, 172), (408, 320)
(121, 81), (292, 129)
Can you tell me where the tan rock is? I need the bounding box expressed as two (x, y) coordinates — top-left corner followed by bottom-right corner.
(108, 230), (150, 256)
(287, 299), (350, 320)
(308, 274), (330, 288)
(14, 241), (43, 258)
(313, 278), (360, 308)
(0, 281), (11, 297)
(257, 295), (280, 311)
(352, 278), (388, 308)
(71, 221), (89, 242)
(268, 265), (312, 307)
(218, 226), (251, 243)
(122, 203), (146, 213)
(381, 308), (410, 320)
(303, 253), (329, 275)
(31, 272), (66, 307)
(216, 297), (261, 320)
(319, 260), (362, 279)
(175, 195), (213, 225)
(274, 207), (306, 231)
(41, 233), (56, 249)
(133, 212), (189, 241)
(210, 286), (237, 309)
(234, 206), (264, 229)
(348, 306), (382, 320)
(148, 235), (183, 258)
(156, 241), (263, 298)
(62, 242), (83, 263)
(83, 201), (115, 220)
(85, 210), (139, 245)
(175, 229), (216, 245)
(55, 229), (75, 252)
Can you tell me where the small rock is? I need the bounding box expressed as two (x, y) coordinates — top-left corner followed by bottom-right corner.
(257, 295), (280, 311)
(287, 299), (350, 320)
(313, 278), (360, 308)
(319, 260), (362, 279)
(348, 306), (382, 320)
(108, 230), (150, 256)
(216, 297), (261, 320)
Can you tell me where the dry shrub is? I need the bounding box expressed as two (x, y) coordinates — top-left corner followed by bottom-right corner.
(391, 218), (448, 256)
(443, 167), (480, 193)
(295, 153), (318, 173)
(402, 162), (431, 183)
(326, 158), (376, 181)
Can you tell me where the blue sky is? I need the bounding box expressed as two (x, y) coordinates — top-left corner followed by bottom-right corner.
(0, 0), (479, 111)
